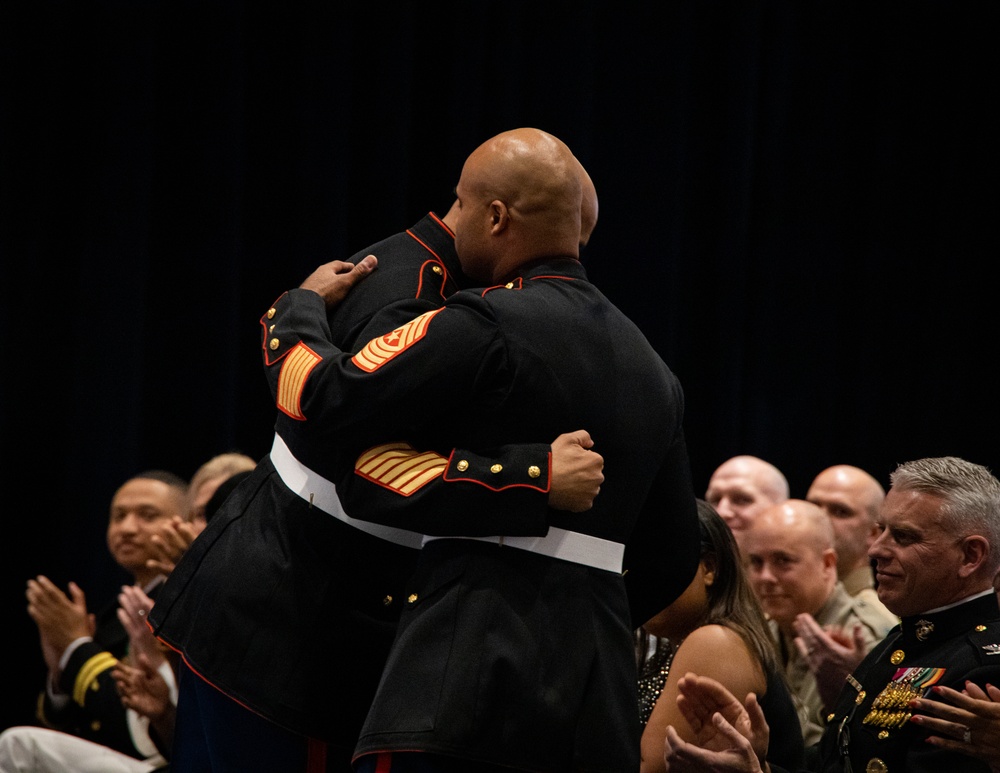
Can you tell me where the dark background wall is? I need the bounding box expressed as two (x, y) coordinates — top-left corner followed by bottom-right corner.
(2, 1), (996, 730)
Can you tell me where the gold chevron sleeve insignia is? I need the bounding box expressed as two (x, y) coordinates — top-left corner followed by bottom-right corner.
(73, 652), (118, 706)
(355, 442), (448, 496)
(277, 343), (321, 420)
(352, 308), (444, 373)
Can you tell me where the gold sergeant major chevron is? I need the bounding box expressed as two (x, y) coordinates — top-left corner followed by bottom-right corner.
(352, 308), (444, 372)
(355, 442), (448, 496)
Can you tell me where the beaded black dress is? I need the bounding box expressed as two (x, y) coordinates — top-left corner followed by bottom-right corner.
(638, 640), (678, 726)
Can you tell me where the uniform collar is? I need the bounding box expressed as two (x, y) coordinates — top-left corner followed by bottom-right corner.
(511, 256), (587, 283)
(408, 212), (465, 287)
(898, 591), (1000, 647)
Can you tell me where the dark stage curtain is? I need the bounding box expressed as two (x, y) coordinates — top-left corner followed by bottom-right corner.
(2, 0), (996, 731)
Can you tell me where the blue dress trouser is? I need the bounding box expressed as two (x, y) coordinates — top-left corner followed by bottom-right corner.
(173, 660), (344, 772)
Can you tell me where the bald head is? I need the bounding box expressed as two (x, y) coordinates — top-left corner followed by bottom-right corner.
(705, 455), (790, 533)
(754, 499), (836, 552)
(442, 148), (596, 249)
(806, 464), (885, 578)
(454, 128), (585, 284)
(742, 499), (839, 631)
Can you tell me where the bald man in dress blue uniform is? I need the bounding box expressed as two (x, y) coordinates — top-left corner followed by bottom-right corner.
(282, 128), (701, 772)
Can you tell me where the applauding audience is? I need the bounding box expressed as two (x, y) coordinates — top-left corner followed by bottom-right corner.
(664, 456), (1000, 773)
(0, 470), (188, 771)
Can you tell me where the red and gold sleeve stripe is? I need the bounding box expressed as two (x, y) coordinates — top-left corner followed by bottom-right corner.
(355, 442), (447, 496)
(276, 343), (322, 419)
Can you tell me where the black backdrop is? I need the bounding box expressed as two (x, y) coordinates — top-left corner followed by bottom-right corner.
(2, 1), (996, 730)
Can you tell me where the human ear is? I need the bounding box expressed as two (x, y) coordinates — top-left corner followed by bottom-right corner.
(489, 201), (509, 233)
(702, 556), (717, 586)
(958, 535), (990, 578)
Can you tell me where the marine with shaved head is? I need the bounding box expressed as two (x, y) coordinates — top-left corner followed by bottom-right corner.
(806, 464), (886, 598)
(705, 455), (789, 535)
(280, 127), (701, 772)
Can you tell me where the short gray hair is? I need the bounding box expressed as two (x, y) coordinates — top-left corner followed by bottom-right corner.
(890, 456), (1000, 574)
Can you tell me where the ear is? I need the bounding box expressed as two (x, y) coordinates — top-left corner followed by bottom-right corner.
(957, 535), (991, 579)
(489, 200), (509, 234)
(822, 547), (838, 573)
(702, 556), (717, 587)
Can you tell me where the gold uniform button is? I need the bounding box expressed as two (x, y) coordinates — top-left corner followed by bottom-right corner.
(505, 282), (514, 289)
(269, 338), (280, 350)
(407, 593), (418, 604)
(490, 464), (503, 474)
(269, 324), (275, 332)
(432, 265), (443, 275)
(827, 712), (835, 723)
(890, 649), (905, 665)
(528, 465), (541, 479)
(267, 308), (276, 319)
(866, 758), (887, 773)
(856, 691), (866, 704)
(456, 460), (469, 472)
(91, 720), (101, 731)
(977, 624), (988, 631)
(382, 595), (393, 606)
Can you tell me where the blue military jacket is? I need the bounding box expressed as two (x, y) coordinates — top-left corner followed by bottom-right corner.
(817, 591), (1000, 773)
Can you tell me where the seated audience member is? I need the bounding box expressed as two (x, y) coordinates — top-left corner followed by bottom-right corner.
(705, 455), (789, 547)
(662, 456), (1000, 773)
(742, 499), (896, 745)
(0, 471), (188, 770)
(146, 452), (257, 577)
(201, 468), (254, 523)
(0, 585), (173, 773)
(637, 500), (804, 773)
(805, 464), (887, 601)
(793, 466), (898, 720)
(185, 451), (258, 529)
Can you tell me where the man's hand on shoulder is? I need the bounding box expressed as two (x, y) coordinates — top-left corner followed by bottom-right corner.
(300, 255), (377, 308)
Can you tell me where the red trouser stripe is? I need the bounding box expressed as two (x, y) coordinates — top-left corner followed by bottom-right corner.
(375, 752), (393, 773)
(306, 737), (327, 773)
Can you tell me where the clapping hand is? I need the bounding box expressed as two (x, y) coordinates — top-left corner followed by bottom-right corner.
(147, 515), (200, 575)
(793, 613), (868, 711)
(662, 673), (770, 772)
(910, 682), (1000, 773)
(112, 653), (172, 722)
(117, 584), (165, 669)
(26, 575), (94, 676)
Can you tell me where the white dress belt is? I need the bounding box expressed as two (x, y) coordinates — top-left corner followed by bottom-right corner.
(270, 433), (425, 550)
(422, 529), (625, 574)
(271, 433), (624, 572)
